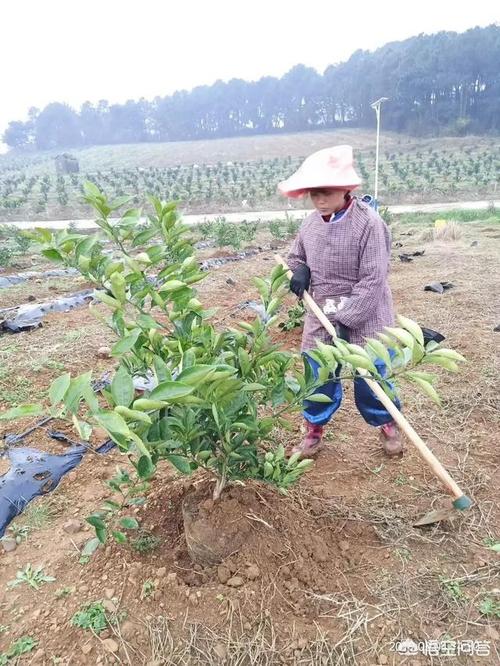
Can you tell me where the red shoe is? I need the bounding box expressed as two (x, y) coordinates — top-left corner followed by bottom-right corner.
(379, 421), (403, 456)
(291, 421), (324, 459)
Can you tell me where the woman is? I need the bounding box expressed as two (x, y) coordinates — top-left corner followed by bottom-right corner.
(279, 145), (402, 458)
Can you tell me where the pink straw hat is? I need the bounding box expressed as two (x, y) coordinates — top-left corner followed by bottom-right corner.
(278, 145), (361, 198)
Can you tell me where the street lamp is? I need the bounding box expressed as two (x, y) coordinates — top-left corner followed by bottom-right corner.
(370, 97), (389, 202)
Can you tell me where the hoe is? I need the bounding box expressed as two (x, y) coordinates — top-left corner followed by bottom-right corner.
(275, 255), (472, 526)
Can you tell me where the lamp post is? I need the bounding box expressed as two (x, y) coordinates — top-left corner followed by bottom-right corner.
(370, 97), (389, 202)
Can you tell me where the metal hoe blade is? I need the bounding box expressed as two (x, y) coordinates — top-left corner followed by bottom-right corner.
(413, 504), (456, 527)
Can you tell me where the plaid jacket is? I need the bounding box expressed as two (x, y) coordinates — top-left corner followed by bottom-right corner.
(287, 199), (395, 350)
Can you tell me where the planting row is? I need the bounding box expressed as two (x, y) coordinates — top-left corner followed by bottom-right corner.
(1, 144), (499, 218)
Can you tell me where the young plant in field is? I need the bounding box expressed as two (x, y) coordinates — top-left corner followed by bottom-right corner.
(1, 184), (466, 548)
(0, 636), (37, 665)
(239, 221), (258, 244)
(132, 530), (161, 553)
(279, 301), (305, 332)
(71, 602), (109, 633)
(141, 580), (155, 598)
(4, 522), (30, 544)
(268, 219), (286, 241)
(478, 596), (500, 618)
(7, 563), (56, 590)
(4, 185), (328, 533)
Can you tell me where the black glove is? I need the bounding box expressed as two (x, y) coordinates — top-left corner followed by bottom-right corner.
(290, 264), (311, 298)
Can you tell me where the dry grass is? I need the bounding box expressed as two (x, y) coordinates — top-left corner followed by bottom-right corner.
(420, 221), (463, 242)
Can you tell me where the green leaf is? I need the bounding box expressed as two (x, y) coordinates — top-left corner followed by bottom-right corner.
(94, 290), (121, 310)
(49, 373), (71, 405)
(95, 410), (131, 436)
(0, 404), (44, 421)
(242, 383), (267, 391)
(34, 226), (52, 243)
(96, 527), (107, 544)
(83, 181), (102, 198)
(384, 326), (415, 350)
(343, 354), (378, 373)
(72, 415), (93, 441)
(406, 375), (442, 405)
(158, 279), (186, 293)
(119, 517), (139, 530)
(112, 531), (127, 544)
(111, 366), (134, 407)
(364, 338), (392, 369)
(176, 365), (216, 385)
(64, 372), (93, 414)
(111, 329), (141, 356)
(306, 393), (333, 403)
(153, 356), (171, 383)
(427, 348), (466, 363)
(166, 455), (193, 475)
(132, 227), (158, 246)
(42, 248), (64, 262)
(86, 515), (106, 530)
(423, 355), (460, 372)
(110, 195), (132, 210)
(397, 315), (425, 346)
(81, 537), (100, 557)
(137, 455), (155, 479)
(149, 381), (194, 402)
(114, 406), (152, 424)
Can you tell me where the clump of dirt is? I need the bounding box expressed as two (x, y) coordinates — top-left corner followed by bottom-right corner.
(131, 477), (377, 624)
(182, 487), (254, 565)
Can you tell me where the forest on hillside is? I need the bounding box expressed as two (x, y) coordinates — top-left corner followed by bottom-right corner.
(4, 24), (499, 151)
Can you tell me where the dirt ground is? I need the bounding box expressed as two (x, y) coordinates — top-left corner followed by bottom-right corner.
(0, 219), (499, 664)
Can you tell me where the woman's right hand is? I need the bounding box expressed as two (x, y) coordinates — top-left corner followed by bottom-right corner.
(290, 264), (311, 298)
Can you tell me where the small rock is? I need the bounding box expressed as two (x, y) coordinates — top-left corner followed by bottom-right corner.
(156, 567), (167, 577)
(494, 324), (500, 332)
(217, 565), (231, 584)
(1, 538), (17, 553)
(102, 638), (119, 654)
(31, 649), (45, 663)
(245, 565), (260, 581)
(63, 519), (82, 534)
(470, 240), (478, 247)
(214, 643), (227, 660)
(27, 295), (36, 302)
(243, 621), (252, 631)
(120, 621), (135, 641)
(226, 278), (236, 286)
(166, 572), (177, 584)
(188, 593), (198, 606)
(81, 644), (93, 655)
(485, 625), (499, 641)
(102, 599), (117, 613)
(35, 278), (43, 284)
(339, 540), (350, 552)
(104, 588), (115, 599)
(378, 655), (388, 665)
(227, 576), (244, 588)
(297, 637), (308, 649)
(96, 346), (112, 359)
(32, 609), (41, 620)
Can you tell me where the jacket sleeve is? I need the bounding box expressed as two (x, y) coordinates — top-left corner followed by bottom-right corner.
(287, 228), (307, 271)
(334, 217), (390, 329)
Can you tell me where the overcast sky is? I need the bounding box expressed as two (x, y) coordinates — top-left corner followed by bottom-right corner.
(2, 0), (498, 146)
